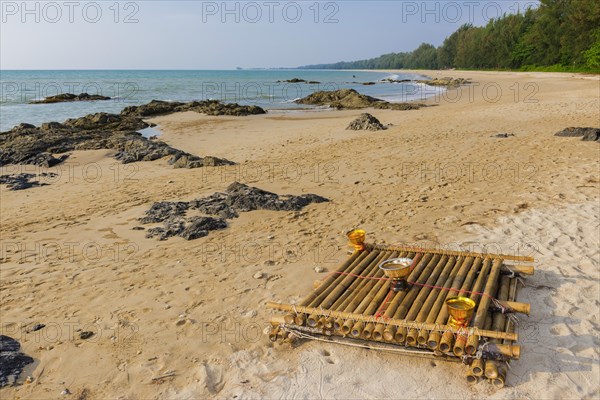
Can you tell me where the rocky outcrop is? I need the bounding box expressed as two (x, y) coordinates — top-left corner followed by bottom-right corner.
(121, 100), (185, 117)
(121, 100), (266, 118)
(139, 182), (329, 240)
(416, 77), (471, 87)
(554, 127), (600, 142)
(276, 78), (320, 84)
(296, 89), (385, 109)
(0, 335), (33, 386)
(0, 99), (261, 167)
(295, 89), (426, 111)
(346, 113), (386, 131)
(30, 92), (111, 104)
(64, 112), (149, 131)
(381, 78), (411, 83)
(0, 172), (57, 190)
(375, 102), (423, 111)
(182, 100), (266, 116)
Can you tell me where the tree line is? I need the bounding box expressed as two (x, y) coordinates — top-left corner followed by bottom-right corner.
(299, 0), (600, 71)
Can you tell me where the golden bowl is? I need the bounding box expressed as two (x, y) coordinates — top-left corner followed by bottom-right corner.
(378, 258), (413, 280)
(346, 229), (366, 251)
(446, 296), (476, 327)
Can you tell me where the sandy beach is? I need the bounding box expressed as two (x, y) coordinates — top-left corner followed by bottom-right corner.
(1, 70), (599, 399)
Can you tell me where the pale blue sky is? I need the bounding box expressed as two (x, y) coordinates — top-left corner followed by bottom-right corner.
(1, 1), (539, 69)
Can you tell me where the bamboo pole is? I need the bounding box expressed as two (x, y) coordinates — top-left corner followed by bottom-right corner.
(465, 370), (479, 385)
(351, 267), (395, 338)
(501, 264), (534, 276)
(488, 344), (521, 360)
(393, 254), (443, 342)
(492, 276), (511, 334)
(468, 258), (492, 304)
(339, 252), (402, 334)
(364, 254), (438, 340)
(314, 251), (379, 309)
(378, 252), (431, 341)
(492, 367), (507, 388)
(304, 251), (378, 327)
(331, 251), (399, 312)
(302, 251), (362, 307)
(495, 278), (517, 387)
(470, 313), (493, 376)
(503, 278), (518, 345)
(325, 251), (398, 329)
(482, 275), (511, 374)
(472, 258), (503, 327)
(415, 256), (459, 345)
(373, 252), (431, 341)
(485, 360), (499, 379)
(452, 258), (485, 356)
(427, 256), (476, 351)
(491, 300), (530, 315)
(404, 255), (450, 345)
(458, 258), (492, 353)
(367, 243), (534, 262)
(421, 256), (465, 347)
(334, 252), (410, 331)
(464, 258), (503, 355)
(471, 359), (484, 377)
(295, 252), (369, 325)
(442, 257), (487, 353)
(266, 302), (518, 341)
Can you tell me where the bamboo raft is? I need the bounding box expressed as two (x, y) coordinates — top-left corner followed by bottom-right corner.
(266, 240), (534, 388)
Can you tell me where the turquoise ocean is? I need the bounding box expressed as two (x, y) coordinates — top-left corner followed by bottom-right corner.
(0, 70), (438, 131)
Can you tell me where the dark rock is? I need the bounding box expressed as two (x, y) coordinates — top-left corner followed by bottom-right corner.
(189, 192), (239, 219)
(295, 89), (425, 111)
(223, 182), (329, 212)
(121, 100), (185, 118)
(555, 127), (600, 142)
(169, 154), (234, 169)
(278, 78), (306, 83)
(14, 123), (36, 131)
(21, 153), (69, 168)
(0, 335), (34, 387)
(201, 156), (235, 167)
(79, 331), (94, 340)
(145, 217), (187, 241)
(381, 78), (411, 83)
(139, 201), (190, 224)
(276, 79), (320, 84)
(30, 92), (111, 104)
(1, 99), (265, 168)
(179, 100), (266, 116)
(65, 112), (148, 132)
(140, 183), (328, 240)
(416, 77), (471, 87)
(0, 172), (58, 190)
(376, 102), (424, 111)
(111, 136), (188, 164)
(41, 122), (66, 131)
(493, 133), (516, 138)
(362, 82), (376, 85)
(29, 323), (45, 332)
(346, 113), (386, 131)
(132, 226), (145, 231)
(180, 217), (227, 240)
(296, 89), (384, 109)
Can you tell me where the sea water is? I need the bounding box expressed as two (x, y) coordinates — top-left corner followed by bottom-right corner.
(0, 70), (439, 131)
